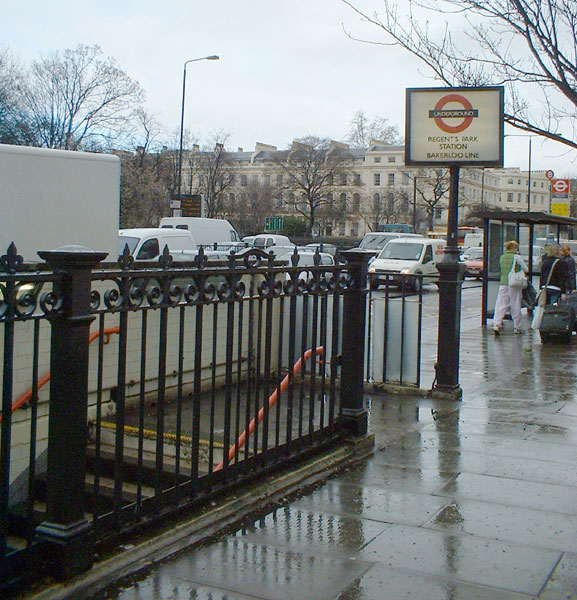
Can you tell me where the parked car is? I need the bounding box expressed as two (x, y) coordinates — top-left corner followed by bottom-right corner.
(277, 249), (335, 282)
(305, 243), (338, 256)
(368, 238), (446, 292)
(461, 247), (484, 279)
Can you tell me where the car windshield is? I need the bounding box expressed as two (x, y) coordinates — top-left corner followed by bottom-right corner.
(379, 243), (424, 260)
(465, 248), (483, 260)
(359, 234), (396, 250)
(118, 236), (140, 255)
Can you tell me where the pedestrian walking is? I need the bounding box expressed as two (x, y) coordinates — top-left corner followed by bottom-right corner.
(540, 243), (566, 304)
(560, 244), (576, 295)
(493, 240), (528, 335)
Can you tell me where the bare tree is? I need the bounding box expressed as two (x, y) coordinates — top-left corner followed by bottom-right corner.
(275, 137), (355, 235)
(119, 111), (176, 228)
(186, 132), (234, 218)
(345, 110), (402, 147)
(19, 44), (143, 150)
(225, 180), (276, 235)
(343, 0), (577, 149)
(0, 47), (33, 145)
(362, 188), (411, 231)
(414, 168), (450, 231)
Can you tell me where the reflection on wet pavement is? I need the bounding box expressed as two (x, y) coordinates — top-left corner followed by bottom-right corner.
(99, 313), (577, 599)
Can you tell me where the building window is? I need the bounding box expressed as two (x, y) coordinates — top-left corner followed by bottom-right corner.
(264, 174), (271, 186)
(240, 174), (248, 187)
(276, 173), (283, 185)
(507, 192), (514, 202)
(374, 173), (381, 186)
(508, 178), (514, 184)
(353, 193), (360, 211)
(354, 173), (361, 184)
(339, 222), (346, 235)
(388, 173), (395, 186)
(251, 174), (258, 184)
(352, 222), (359, 237)
(339, 192), (347, 209)
(434, 207), (442, 219)
(374, 156), (381, 163)
(373, 193), (381, 211)
(388, 156), (396, 163)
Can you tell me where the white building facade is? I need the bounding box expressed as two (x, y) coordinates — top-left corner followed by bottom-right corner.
(181, 141), (553, 237)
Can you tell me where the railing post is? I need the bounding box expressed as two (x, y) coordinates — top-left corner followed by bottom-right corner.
(34, 246), (107, 580)
(340, 249), (372, 437)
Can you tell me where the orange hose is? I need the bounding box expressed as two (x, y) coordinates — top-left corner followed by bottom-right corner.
(0, 326), (120, 423)
(215, 346), (324, 471)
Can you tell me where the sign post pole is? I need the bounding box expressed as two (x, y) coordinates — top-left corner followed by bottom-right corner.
(435, 165), (464, 398)
(405, 86), (504, 399)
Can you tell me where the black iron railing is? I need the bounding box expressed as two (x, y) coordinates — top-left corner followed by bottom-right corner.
(0, 243), (372, 593)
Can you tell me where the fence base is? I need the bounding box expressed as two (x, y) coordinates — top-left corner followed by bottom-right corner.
(35, 519), (94, 580)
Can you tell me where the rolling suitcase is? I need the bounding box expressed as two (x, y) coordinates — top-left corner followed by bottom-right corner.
(539, 305), (575, 344)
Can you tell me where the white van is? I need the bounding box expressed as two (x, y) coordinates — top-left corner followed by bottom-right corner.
(368, 238), (446, 291)
(159, 217), (240, 249)
(119, 228), (199, 262)
(359, 232), (423, 252)
(252, 234), (296, 257)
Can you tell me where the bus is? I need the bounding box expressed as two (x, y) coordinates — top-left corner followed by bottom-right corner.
(377, 223), (415, 234)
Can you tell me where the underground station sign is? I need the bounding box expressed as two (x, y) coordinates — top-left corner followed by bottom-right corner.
(405, 87), (504, 167)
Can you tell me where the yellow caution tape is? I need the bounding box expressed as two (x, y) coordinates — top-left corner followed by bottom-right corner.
(99, 421), (224, 449)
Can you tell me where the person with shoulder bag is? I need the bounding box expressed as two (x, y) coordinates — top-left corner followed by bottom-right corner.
(493, 240), (528, 335)
(560, 244), (576, 295)
(540, 244), (566, 305)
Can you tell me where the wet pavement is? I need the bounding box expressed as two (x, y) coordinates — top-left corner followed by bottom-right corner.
(97, 301), (577, 599)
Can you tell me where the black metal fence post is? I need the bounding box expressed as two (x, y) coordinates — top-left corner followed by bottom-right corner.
(34, 246), (107, 580)
(340, 249), (372, 437)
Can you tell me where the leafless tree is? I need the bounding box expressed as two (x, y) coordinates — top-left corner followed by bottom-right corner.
(275, 137), (356, 235)
(119, 111), (176, 228)
(186, 132), (234, 218)
(414, 168), (451, 231)
(0, 47), (33, 145)
(345, 110), (402, 147)
(19, 44), (143, 150)
(342, 0), (577, 149)
(225, 180), (276, 235)
(362, 188), (411, 231)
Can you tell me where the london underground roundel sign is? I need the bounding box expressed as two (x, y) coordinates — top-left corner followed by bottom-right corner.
(406, 87), (504, 167)
(552, 179), (570, 195)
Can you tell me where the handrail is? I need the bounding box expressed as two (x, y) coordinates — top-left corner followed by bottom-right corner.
(214, 346), (325, 471)
(0, 326), (120, 423)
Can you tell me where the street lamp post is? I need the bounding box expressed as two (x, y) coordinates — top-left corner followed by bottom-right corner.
(505, 134), (536, 213)
(176, 55), (219, 211)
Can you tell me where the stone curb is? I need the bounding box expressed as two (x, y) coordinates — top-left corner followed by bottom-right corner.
(27, 434), (374, 600)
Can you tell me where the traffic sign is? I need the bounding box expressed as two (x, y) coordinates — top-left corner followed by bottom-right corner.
(545, 170), (554, 180)
(552, 179), (570, 197)
(265, 216), (284, 231)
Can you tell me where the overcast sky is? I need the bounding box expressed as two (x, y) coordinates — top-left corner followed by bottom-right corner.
(2, 0), (576, 176)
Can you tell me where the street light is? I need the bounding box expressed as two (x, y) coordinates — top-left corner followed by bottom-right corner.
(176, 55), (220, 209)
(505, 134), (536, 213)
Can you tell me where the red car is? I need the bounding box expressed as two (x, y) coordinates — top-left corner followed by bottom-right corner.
(463, 247), (483, 278)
